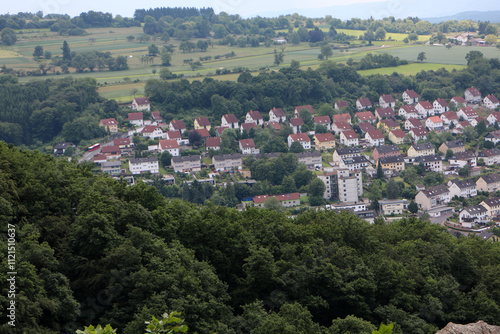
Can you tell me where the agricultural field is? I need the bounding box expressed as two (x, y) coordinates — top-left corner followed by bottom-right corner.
(2, 25), (497, 101)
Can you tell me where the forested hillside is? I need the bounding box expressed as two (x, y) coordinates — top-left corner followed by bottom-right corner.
(1, 141), (500, 333)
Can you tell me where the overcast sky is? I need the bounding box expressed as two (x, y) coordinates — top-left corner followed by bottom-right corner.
(3, 0), (500, 20)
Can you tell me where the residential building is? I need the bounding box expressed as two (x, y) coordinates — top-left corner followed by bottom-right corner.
(405, 118), (422, 131)
(485, 130), (500, 144)
(131, 97), (151, 111)
(269, 107), (287, 123)
(378, 118), (400, 132)
(416, 101), (434, 118)
(379, 155), (405, 171)
(151, 111), (163, 124)
(379, 94), (396, 108)
(403, 89), (419, 104)
(457, 107), (478, 121)
(101, 145), (121, 160)
(339, 155), (371, 171)
(332, 121), (353, 134)
(379, 199), (409, 215)
(334, 100), (349, 110)
(464, 86), (481, 103)
(414, 155), (443, 172)
(337, 169), (363, 203)
(101, 161), (122, 175)
(141, 125), (165, 139)
(487, 112), (500, 126)
(358, 122), (375, 134)
(415, 184), (450, 210)
(194, 117), (211, 130)
(113, 138), (131, 149)
(459, 205), (489, 226)
(365, 129), (385, 147)
(275, 193), (301, 207)
(480, 197), (500, 218)
(314, 115), (332, 130)
(166, 130), (182, 144)
(99, 118), (119, 133)
(172, 155), (202, 173)
(288, 133), (311, 149)
(221, 114), (239, 129)
(296, 151), (322, 169)
(450, 96), (467, 107)
(289, 117), (304, 134)
(129, 157), (159, 174)
(441, 111), (459, 125)
(245, 110), (264, 125)
(375, 107), (395, 120)
(267, 121), (281, 131)
(425, 116), (444, 130)
(399, 105), (419, 119)
(356, 97), (372, 110)
(206, 137), (221, 151)
(158, 139), (180, 156)
(240, 122), (257, 134)
(314, 133), (336, 151)
(409, 127), (428, 142)
(340, 130), (359, 147)
(127, 112), (144, 126)
(356, 111), (376, 124)
(448, 151), (477, 167)
(212, 154), (243, 171)
(239, 139), (260, 155)
(484, 94), (500, 109)
(216, 126), (230, 136)
(53, 142), (75, 155)
(433, 98), (449, 114)
(389, 129), (406, 144)
(478, 148), (500, 166)
(448, 179), (477, 198)
(333, 113), (352, 124)
(169, 120), (186, 134)
(407, 142), (435, 159)
(294, 105), (315, 117)
(372, 144), (400, 162)
(332, 148), (360, 165)
(439, 140), (465, 155)
(476, 173), (500, 193)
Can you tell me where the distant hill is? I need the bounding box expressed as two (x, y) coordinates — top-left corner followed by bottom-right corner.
(423, 10), (500, 23)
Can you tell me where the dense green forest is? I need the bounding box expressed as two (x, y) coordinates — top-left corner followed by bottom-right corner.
(1, 141), (500, 333)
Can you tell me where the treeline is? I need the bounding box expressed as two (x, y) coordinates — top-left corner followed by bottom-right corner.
(1, 142), (500, 334)
(133, 7), (215, 22)
(0, 76), (116, 145)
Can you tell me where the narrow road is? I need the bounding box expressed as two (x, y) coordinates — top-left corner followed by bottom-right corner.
(78, 132), (129, 163)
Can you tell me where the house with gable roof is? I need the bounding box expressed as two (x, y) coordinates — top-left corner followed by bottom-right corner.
(239, 138), (260, 155)
(288, 133), (311, 150)
(221, 114), (239, 129)
(379, 155), (405, 171)
(314, 115), (332, 130)
(409, 127), (428, 142)
(269, 107), (287, 123)
(357, 122), (375, 134)
(378, 118), (400, 132)
(372, 144), (400, 162)
(402, 89), (419, 104)
(448, 151), (477, 168)
(245, 110), (264, 126)
(485, 130), (500, 144)
(414, 155), (443, 172)
(433, 98), (449, 114)
(169, 120), (187, 134)
(415, 184), (451, 210)
(356, 111), (376, 124)
(480, 197), (500, 218)
(290, 117), (304, 134)
(459, 206), (489, 227)
(389, 129), (406, 145)
(399, 105), (419, 119)
(478, 148), (500, 166)
(194, 117), (211, 130)
(206, 137), (221, 151)
(334, 100), (349, 110)
(99, 118), (119, 133)
(131, 97), (151, 111)
(375, 107), (395, 120)
(340, 130), (359, 147)
(448, 179), (477, 199)
(425, 116), (444, 131)
(158, 139), (180, 156)
(127, 112), (144, 126)
(314, 133), (336, 151)
(439, 140), (465, 155)
(240, 122), (257, 134)
(464, 87), (481, 103)
(142, 125), (165, 139)
(487, 112), (500, 126)
(416, 101), (434, 118)
(365, 129), (385, 147)
(457, 107), (478, 121)
(450, 96), (467, 107)
(441, 111), (459, 126)
(332, 121), (353, 135)
(407, 142), (435, 159)
(356, 97), (372, 110)
(484, 94), (500, 109)
(379, 94), (396, 108)
(294, 105), (314, 117)
(477, 173), (500, 193)
(151, 111), (163, 124)
(404, 118), (422, 131)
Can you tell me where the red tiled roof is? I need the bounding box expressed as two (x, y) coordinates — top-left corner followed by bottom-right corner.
(411, 126), (428, 136)
(253, 195), (269, 204)
(314, 115), (331, 124)
(442, 111), (459, 120)
(333, 113), (351, 122)
(267, 121), (281, 130)
(275, 193), (300, 201)
(356, 111), (376, 121)
(434, 98), (449, 107)
(428, 116), (442, 124)
(151, 111), (162, 120)
(418, 101), (433, 109)
(381, 94), (396, 102)
(134, 97), (150, 105)
(102, 145), (121, 154)
(113, 138), (130, 146)
(241, 122), (257, 131)
(404, 89), (419, 98)
(366, 129), (384, 139)
(166, 130), (181, 139)
(289, 133), (310, 142)
(315, 133), (335, 142)
(195, 117), (211, 126)
(295, 105), (314, 114)
(270, 107), (286, 117)
(400, 105), (418, 114)
(358, 122), (375, 132)
(451, 96), (467, 104)
(486, 94), (500, 104)
(333, 121), (352, 131)
(193, 128), (210, 138)
(407, 118), (422, 126)
(248, 110), (263, 120)
(290, 118), (304, 126)
(391, 129), (406, 138)
(458, 121), (471, 128)
(159, 139), (179, 150)
(206, 136), (221, 147)
(357, 97), (372, 107)
(127, 112), (143, 120)
(335, 100), (349, 108)
(342, 130), (358, 139)
(375, 107), (395, 118)
(170, 119), (186, 129)
(380, 118), (399, 128)
(466, 87), (481, 96)
(100, 118), (118, 126)
(142, 125), (159, 133)
(239, 138), (256, 148)
(216, 126), (230, 136)
(223, 114), (239, 123)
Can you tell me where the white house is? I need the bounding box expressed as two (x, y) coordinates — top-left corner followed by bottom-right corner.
(459, 205), (489, 227)
(409, 127), (428, 142)
(414, 154), (442, 172)
(450, 96), (467, 107)
(158, 139), (180, 156)
(127, 112), (144, 127)
(402, 89), (419, 104)
(416, 101), (434, 118)
(332, 121), (353, 135)
(415, 184), (450, 210)
(246, 110), (264, 125)
(141, 125), (165, 139)
(425, 116), (443, 130)
(484, 95), (500, 110)
(221, 114), (239, 129)
(478, 148), (500, 166)
(288, 133), (311, 150)
(441, 111), (459, 125)
(399, 105), (419, 119)
(433, 98), (449, 114)
(448, 179), (477, 199)
(129, 157), (159, 174)
(340, 130), (359, 147)
(290, 118), (304, 134)
(485, 130), (500, 145)
(239, 139), (260, 155)
(457, 107), (478, 121)
(379, 94), (396, 108)
(131, 97), (151, 111)
(487, 112), (500, 126)
(365, 129), (385, 147)
(314, 115), (332, 131)
(269, 107), (287, 123)
(356, 97), (372, 110)
(448, 151), (477, 168)
(405, 118), (422, 131)
(464, 87), (481, 103)
(169, 120), (186, 134)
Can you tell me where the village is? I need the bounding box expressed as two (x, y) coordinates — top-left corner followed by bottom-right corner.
(53, 89), (500, 240)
